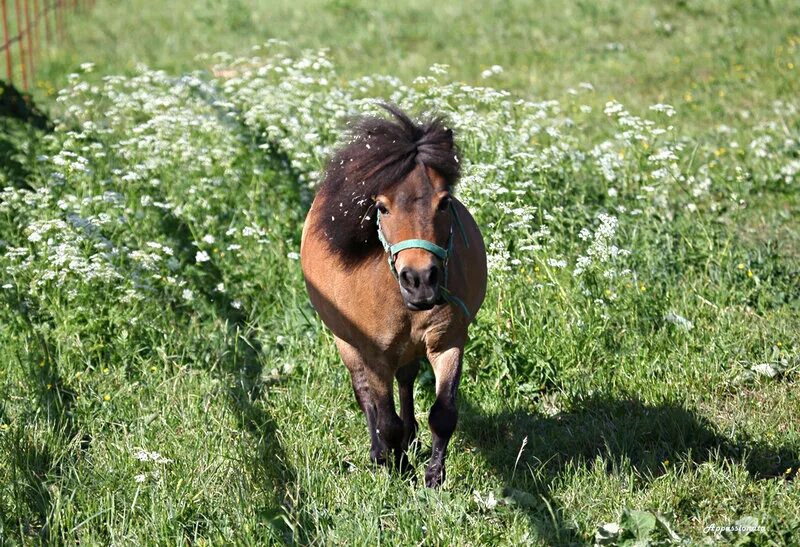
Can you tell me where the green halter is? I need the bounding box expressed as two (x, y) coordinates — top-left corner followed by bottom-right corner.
(376, 202), (472, 320)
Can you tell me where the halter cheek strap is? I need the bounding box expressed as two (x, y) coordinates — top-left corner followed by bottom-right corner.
(376, 204), (472, 320)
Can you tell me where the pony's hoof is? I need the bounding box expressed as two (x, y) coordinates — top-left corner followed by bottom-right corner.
(424, 464), (445, 488)
(370, 447), (389, 466)
(402, 422), (419, 453)
(395, 451), (416, 477)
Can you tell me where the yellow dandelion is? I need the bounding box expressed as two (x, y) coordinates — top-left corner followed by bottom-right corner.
(789, 63), (795, 70)
(103, 394), (111, 402)
(47, 383), (52, 390)
(0, 424), (8, 431)
(777, 341), (782, 348)
(150, 366), (157, 372)
(534, 266), (540, 273)
(103, 368), (110, 374)
(737, 263), (745, 270)
(639, 284), (647, 292)
(747, 269), (753, 278)
(785, 467), (793, 475)
(663, 459), (670, 467)
(642, 141), (650, 150)
(684, 92), (693, 102)
(719, 89), (726, 98)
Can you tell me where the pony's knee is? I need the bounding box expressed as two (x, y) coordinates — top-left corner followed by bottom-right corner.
(428, 399), (458, 440)
(378, 411), (404, 450)
(396, 361), (421, 384)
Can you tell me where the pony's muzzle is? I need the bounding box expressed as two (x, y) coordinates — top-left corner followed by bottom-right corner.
(398, 264), (440, 310)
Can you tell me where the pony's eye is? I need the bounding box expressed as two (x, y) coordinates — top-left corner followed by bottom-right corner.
(437, 196), (452, 212)
(376, 201), (389, 215)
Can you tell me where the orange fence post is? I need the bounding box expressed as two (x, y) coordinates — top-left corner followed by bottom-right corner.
(24, 0), (35, 86)
(44, 0), (52, 45)
(14, 0), (28, 89)
(32, 0), (40, 50)
(56, 0), (63, 42)
(1, 0), (13, 83)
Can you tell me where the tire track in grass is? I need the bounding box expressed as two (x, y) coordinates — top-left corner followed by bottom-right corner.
(147, 152), (312, 541)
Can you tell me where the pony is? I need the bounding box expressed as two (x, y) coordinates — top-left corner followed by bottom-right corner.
(300, 104), (487, 487)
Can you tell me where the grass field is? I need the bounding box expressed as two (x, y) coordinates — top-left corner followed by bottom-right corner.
(1, 0), (799, 544)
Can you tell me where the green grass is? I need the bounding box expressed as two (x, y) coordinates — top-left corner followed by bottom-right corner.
(1, 0), (799, 545)
(35, 0), (800, 133)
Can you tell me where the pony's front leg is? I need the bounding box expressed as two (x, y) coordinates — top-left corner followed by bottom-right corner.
(425, 346), (462, 488)
(364, 366), (405, 468)
(335, 338), (386, 464)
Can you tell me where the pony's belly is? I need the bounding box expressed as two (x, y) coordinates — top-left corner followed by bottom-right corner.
(302, 231), (422, 363)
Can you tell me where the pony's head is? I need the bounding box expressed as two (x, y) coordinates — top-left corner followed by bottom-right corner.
(315, 104), (461, 310)
(374, 164), (455, 309)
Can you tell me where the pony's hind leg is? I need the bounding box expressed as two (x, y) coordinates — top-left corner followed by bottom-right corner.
(335, 338), (386, 465)
(425, 346), (463, 488)
(395, 360), (421, 452)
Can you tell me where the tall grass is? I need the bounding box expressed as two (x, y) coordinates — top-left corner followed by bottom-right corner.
(1, 2), (798, 544)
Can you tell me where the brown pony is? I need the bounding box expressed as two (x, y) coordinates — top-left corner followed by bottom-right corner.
(300, 104), (487, 487)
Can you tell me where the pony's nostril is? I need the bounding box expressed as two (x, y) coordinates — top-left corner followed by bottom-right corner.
(399, 267), (420, 290)
(425, 265), (439, 287)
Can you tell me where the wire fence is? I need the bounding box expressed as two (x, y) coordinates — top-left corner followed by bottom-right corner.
(1, 0), (94, 90)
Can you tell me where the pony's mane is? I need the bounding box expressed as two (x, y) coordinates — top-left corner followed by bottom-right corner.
(314, 104), (460, 267)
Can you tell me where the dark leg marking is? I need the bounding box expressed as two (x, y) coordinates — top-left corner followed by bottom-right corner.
(425, 347), (462, 488)
(348, 369), (385, 465)
(396, 360), (420, 451)
(336, 338), (389, 465)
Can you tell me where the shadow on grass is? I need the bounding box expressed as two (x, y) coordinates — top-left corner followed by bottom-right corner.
(0, 90), (52, 189)
(458, 395), (800, 544)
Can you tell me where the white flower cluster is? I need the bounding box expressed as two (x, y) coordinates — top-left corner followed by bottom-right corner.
(133, 448), (173, 484)
(4, 43), (795, 315)
(573, 213), (631, 278)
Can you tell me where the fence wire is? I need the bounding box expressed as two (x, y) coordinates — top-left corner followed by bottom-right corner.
(1, 0), (94, 90)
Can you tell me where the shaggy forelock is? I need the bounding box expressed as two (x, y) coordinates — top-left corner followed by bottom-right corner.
(314, 104), (460, 267)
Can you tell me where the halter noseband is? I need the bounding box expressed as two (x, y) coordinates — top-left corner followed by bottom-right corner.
(376, 202), (472, 320)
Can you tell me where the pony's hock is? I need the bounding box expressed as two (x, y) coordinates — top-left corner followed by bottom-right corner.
(301, 104), (487, 487)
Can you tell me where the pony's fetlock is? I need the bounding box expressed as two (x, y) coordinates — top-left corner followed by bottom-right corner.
(425, 461), (446, 488)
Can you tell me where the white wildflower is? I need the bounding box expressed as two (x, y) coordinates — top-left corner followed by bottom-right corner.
(195, 250), (210, 263)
